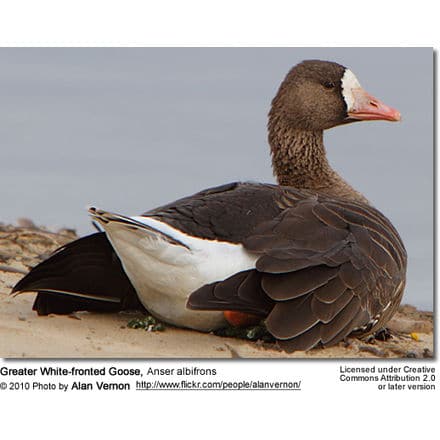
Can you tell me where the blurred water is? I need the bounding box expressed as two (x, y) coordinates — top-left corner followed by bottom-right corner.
(0, 48), (433, 310)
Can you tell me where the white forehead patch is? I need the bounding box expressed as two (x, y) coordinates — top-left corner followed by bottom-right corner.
(341, 69), (362, 111)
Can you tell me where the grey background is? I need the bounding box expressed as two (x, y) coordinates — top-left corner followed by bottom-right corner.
(0, 48), (433, 310)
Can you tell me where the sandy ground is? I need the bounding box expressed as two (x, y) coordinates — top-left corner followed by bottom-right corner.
(0, 224), (434, 359)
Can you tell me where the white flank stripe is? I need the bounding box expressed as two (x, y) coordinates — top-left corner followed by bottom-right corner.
(100, 214), (258, 331)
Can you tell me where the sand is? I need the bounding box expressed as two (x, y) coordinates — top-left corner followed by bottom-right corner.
(0, 224), (434, 359)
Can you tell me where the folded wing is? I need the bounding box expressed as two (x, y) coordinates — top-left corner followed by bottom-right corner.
(188, 193), (407, 351)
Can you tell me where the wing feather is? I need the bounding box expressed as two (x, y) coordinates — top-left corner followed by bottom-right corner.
(188, 191), (406, 351)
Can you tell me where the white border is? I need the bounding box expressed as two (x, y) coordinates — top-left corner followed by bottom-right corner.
(0, 1), (436, 46)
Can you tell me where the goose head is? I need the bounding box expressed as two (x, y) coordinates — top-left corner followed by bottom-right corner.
(268, 60), (401, 202)
(270, 59), (400, 131)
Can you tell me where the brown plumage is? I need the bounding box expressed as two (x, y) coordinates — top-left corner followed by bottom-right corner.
(13, 59), (406, 351)
(188, 188), (406, 351)
(269, 61), (370, 203)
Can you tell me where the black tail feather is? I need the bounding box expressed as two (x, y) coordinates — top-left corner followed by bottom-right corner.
(12, 232), (145, 315)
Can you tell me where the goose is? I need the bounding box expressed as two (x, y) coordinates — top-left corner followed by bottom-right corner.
(12, 60), (406, 351)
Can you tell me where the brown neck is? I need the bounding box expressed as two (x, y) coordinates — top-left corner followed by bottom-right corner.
(268, 116), (369, 204)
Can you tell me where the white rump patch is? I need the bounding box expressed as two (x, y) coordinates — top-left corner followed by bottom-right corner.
(101, 215), (258, 331)
(341, 69), (362, 111)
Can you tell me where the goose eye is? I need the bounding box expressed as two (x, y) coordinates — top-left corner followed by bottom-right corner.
(323, 81), (335, 89)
